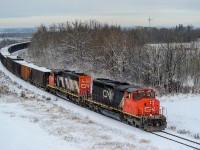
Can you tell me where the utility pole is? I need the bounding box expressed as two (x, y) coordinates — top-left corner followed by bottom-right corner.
(148, 17), (152, 28)
(148, 17), (153, 42)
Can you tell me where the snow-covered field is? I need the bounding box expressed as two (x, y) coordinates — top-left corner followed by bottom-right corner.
(0, 58), (200, 149)
(160, 95), (200, 138)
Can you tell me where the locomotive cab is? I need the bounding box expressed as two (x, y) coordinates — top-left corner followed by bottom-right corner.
(123, 88), (167, 131)
(123, 88), (160, 116)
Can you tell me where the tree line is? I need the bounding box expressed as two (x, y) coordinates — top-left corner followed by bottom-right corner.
(25, 21), (200, 95)
(0, 39), (18, 49)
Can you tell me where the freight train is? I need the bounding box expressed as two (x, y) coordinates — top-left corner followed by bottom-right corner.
(0, 42), (167, 132)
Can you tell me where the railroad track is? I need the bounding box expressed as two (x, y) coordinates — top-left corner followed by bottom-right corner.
(151, 131), (200, 150)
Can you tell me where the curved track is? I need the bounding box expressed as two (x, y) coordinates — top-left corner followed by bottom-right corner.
(151, 131), (200, 150)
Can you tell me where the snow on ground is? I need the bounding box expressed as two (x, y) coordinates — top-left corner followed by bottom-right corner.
(0, 100), (80, 150)
(159, 95), (200, 139)
(0, 59), (200, 149)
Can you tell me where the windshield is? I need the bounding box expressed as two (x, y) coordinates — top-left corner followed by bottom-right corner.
(132, 90), (155, 100)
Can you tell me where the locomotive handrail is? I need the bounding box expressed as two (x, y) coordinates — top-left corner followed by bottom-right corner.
(160, 106), (167, 117)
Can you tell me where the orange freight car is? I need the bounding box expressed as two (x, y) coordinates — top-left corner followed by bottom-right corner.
(21, 64), (32, 80)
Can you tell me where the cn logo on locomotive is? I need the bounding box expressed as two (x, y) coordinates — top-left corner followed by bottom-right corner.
(144, 107), (155, 113)
(103, 89), (114, 101)
(80, 83), (90, 88)
(79, 77), (91, 89)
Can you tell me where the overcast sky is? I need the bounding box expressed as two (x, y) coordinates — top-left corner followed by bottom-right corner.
(0, 0), (200, 28)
